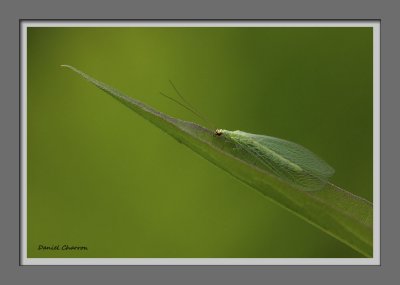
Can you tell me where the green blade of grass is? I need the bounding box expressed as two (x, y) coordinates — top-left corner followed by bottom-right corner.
(62, 65), (373, 257)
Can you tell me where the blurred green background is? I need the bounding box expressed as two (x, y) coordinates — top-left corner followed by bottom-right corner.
(27, 27), (373, 258)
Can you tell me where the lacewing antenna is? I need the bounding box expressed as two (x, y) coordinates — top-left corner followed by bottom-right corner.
(169, 80), (197, 112)
(159, 81), (215, 129)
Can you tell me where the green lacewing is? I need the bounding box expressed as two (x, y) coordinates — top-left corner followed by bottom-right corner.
(160, 83), (335, 191)
(160, 82), (335, 191)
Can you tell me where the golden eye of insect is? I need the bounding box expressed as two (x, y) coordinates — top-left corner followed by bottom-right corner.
(215, 129), (223, 136)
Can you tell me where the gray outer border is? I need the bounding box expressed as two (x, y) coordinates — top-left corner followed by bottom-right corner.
(1, 0), (396, 283)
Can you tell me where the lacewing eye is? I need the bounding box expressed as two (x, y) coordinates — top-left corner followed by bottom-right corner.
(215, 129), (223, 136)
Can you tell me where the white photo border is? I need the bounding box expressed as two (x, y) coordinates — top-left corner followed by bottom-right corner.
(20, 20), (380, 266)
